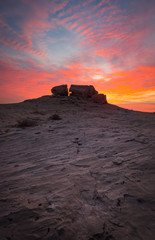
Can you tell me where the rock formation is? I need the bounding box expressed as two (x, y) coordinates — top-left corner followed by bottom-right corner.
(51, 84), (68, 96)
(92, 93), (107, 104)
(69, 85), (98, 98)
(51, 84), (107, 104)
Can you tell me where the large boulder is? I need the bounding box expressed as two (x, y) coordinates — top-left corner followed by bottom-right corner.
(88, 85), (98, 97)
(92, 94), (107, 104)
(51, 84), (68, 96)
(69, 85), (98, 98)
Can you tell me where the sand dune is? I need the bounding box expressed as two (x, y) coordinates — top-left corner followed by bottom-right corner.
(0, 95), (155, 240)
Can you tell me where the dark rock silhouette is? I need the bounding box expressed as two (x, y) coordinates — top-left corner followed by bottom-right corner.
(92, 93), (107, 104)
(69, 85), (98, 98)
(51, 84), (107, 104)
(51, 84), (68, 96)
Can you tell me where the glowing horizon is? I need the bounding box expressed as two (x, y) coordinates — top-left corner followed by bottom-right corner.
(0, 0), (155, 112)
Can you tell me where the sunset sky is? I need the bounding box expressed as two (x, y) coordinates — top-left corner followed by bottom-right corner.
(0, 0), (155, 111)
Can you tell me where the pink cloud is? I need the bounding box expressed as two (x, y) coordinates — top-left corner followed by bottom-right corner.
(0, 0), (154, 112)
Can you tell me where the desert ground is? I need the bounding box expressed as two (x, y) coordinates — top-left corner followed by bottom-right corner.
(0, 95), (155, 240)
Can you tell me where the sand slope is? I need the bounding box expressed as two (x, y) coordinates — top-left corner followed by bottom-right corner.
(0, 95), (155, 240)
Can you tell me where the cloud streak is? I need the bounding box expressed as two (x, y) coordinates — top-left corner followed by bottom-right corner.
(0, 0), (154, 112)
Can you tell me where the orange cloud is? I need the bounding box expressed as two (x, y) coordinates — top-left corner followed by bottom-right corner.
(0, 0), (154, 113)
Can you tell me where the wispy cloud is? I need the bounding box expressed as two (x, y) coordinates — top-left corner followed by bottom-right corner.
(0, 0), (154, 111)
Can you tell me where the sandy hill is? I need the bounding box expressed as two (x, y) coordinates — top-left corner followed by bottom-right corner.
(0, 95), (155, 240)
